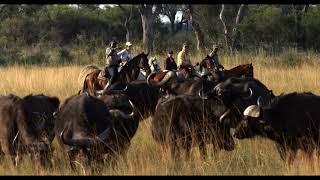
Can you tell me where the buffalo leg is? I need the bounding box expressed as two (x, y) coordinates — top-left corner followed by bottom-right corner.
(170, 134), (181, 160)
(276, 143), (289, 162)
(1, 138), (17, 166)
(183, 136), (192, 160)
(276, 141), (297, 165)
(68, 147), (80, 171)
(197, 134), (207, 160)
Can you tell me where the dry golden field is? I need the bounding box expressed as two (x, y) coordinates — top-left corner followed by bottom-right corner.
(0, 52), (320, 175)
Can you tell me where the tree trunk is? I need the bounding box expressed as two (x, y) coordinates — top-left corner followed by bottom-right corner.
(231, 4), (246, 52)
(220, 4), (246, 54)
(192, 22), (205, 50)
(187, 5), (204, 50)
(141, 14), (154, 53)
(125, 27), (132, 42)
(169, 15), (176, 34)
(220, 4), (232, 53)
(118, 5), (134, 43)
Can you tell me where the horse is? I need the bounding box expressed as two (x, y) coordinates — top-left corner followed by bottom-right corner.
(137, 57), (161, 80)
(78, 52), (150, 96)
(147, 54), (216, 85)
(210, 63), (254, 82)
(147, 61), (254, 88)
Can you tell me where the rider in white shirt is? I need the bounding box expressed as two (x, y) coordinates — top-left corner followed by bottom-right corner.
(117, 42), (133, 66)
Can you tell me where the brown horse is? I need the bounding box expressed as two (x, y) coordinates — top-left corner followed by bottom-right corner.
(79, 52), (150, 96)
(147, 61), (253, 87)
(214, 63), (254, 82)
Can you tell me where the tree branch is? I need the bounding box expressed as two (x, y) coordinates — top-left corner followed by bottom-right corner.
(219, 4), (228, 36)
(233, 4), (245, 35)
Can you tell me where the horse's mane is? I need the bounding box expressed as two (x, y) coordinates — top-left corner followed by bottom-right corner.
(119, 53), (146, 74)
(78, 65), (100, 85)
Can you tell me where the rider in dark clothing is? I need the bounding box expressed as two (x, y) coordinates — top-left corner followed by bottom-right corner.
(209, 44), (224, 82)
(164, 50), (177, 71)
(103, 41), (121, 92)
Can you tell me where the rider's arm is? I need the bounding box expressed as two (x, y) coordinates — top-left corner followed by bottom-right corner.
(117, 49), (125, 58)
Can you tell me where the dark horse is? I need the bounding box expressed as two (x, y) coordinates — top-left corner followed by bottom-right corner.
(79, 52), (150, 96)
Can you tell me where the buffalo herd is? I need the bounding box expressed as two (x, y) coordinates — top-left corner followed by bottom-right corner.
(1, 60), (320, 170)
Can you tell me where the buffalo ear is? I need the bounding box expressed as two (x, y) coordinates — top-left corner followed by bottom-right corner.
(50, 97), (60, 109)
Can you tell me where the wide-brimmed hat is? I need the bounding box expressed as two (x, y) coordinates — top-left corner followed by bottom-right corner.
(126, 42), (133, 47)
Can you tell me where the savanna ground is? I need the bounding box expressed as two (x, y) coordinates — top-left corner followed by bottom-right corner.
(1, 51), (320, 175)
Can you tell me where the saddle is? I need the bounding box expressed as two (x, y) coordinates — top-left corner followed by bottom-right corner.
(98, 64), (125, 80)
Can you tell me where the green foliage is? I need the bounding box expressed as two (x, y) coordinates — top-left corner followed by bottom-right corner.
(239, 5), (296, 52)
(59, 47), (73, 65)
(276, 48), (302, 67)
(1, 4), (320, 66)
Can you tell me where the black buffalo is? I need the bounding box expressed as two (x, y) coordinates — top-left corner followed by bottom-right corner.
(234, 92), (320, 163)
(55, 93), (135, 169)
(0, 94), (59, 167)
(147, 71), (217, 96)
(103, 80), (161, 119)
(210, 76), (275, 128)
(151, 94), (234, 160)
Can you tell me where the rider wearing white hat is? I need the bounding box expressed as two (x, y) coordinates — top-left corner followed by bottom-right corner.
(117, 41), (134, 66)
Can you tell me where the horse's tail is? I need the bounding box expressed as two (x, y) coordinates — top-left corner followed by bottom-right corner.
(78, 65), (100, 86)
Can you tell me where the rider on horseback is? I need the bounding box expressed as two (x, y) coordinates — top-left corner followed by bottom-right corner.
(177, 42), (194, 78)
(103, 40), (122, 91)
(209, 44), (225, 82)
(117, 42), (133, 67)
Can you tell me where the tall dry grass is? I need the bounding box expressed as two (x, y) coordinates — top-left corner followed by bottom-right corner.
(0, 53), (320, 175)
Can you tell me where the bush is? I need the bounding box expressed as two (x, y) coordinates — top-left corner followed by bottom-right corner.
(273, 48), (302, 67)
(59, 47), (73, 64)
(23, 51), (49, 65)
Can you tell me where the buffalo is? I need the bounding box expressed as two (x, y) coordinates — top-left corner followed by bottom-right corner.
(55, 93), (135, 169)
(0, 94), (60, 167)
(234, 92), (320, 164)
(210, 76), (275, 129)
(103, 80), (161, 119)
(147, 71), (217, 96)
(151, 94), (234, 160)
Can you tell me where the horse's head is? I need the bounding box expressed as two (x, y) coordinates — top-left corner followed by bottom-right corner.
(242, 63), (254, 77)
(148, 57), (161, 72)
(134, 52), (150, 72)
(227, 63), (254, 78)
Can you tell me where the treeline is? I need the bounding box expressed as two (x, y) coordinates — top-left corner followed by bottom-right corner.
(0, 4), (319, 66)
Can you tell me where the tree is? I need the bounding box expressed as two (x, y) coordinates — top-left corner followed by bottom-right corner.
(159, 4), (180, 34)
(293, 4), (309, 50)
(118, 4), (134, 42)
(78, 4), (99, 11)
(183, 5), (205, 51)
(0, 4), (21, 20)
(219, 4), (247, 53)
(137, 4), (159, 53)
